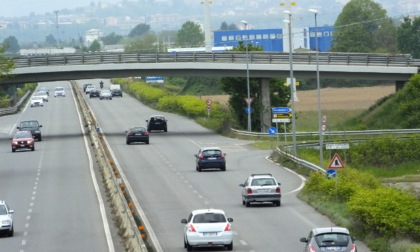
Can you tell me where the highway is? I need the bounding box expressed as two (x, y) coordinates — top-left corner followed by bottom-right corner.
(0, 80), (371, 251)
(0, 81), (119, 252)
(82, 79), (371, 252)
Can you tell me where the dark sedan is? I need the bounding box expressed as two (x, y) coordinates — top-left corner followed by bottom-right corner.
(11, 130), (35, 152)
(194, 147), (226, 172)
(89, 88), (100, 98)
(125, 127), (149, 145)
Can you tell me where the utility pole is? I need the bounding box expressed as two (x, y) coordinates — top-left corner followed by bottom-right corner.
(54, 10), (60, 48)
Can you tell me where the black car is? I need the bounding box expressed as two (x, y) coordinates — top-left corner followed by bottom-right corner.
(146, 115), (167, 132)
(194, 147), (226, 172)
(111, 89), (123, 97)
(89, 88), (100, 98)
(125, 127), (149, 145)
(17, 120), (42, 141)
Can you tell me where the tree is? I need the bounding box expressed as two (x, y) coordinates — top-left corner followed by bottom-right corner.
(88, 40), (101, 52)
(128, 23), (151, 38)
(176, 21), (204, 47)
(397, 16), (420, 58)
(0, 45), (15, 81)
(220, 41), (290, 131)
(125, 33), (161, 53)
(219, 21), (238, 31)
(45, 34), (57, 46)
(2, 36), (20, 53)
(102, 32), (124, 45)
(330, 0), (397, 53)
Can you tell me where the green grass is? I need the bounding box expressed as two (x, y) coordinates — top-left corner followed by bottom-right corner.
(296, 109), (365, 132)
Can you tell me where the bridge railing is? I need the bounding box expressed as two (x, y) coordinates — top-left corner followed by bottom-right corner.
(11, 52), (420, 68)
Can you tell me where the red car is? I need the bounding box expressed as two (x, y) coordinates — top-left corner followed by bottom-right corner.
(11, 130), (35, 152)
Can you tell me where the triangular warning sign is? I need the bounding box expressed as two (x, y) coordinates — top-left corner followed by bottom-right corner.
(328, 153), (345, 169)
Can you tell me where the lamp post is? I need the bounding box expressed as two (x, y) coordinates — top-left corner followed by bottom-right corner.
(283, 10), (297, 156)
(309, 8), (323, 168)
(241, 20), (252, 132)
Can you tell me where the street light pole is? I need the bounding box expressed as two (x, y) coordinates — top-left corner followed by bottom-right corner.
(241, 20), (252, 132)
(284, 10), (297, 156)
(309, 8), (323, 168)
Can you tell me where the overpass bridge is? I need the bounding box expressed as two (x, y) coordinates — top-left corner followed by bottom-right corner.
(2, 52), (419, 85)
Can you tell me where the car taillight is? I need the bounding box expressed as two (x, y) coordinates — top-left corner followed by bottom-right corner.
(247, 188), (252, 194)
(350, 245), (356, 252)
(224, 223), (231, 231)
(276, 187), (281, 193)
(198, 153), (203, 159)
(309, 245), (316, 252)
(220, 153), (225, 158)
(188, 224), (196, 232)
(144, 132), (148, 135)
(128, 132), (134, 136)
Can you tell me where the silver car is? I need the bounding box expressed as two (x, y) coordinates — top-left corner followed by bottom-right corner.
(99, 90), (112, 100)
(300, 227), (357, 252)
(181, 209), (233, 251)
(54, 87), (66, 97)
(0, 200), (14, 237)
(35, 91), (48, 102)
(30, 96), (44, 107)
(239, 173), (281, 207)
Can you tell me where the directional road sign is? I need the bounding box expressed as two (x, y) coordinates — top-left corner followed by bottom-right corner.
(272, 107), (291, 113)
(326, 169), (337, 179)
(268, 127), (277, 135)
(273, 113), (292, 118)
(272, 118), (290, 123)
(245, 107), (253, 114)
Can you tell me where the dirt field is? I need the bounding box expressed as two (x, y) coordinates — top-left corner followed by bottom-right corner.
(201, 85), (395, 111)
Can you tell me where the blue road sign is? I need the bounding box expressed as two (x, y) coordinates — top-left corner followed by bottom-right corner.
(326, 169), (337, 179)
(245, 107), (253, 114)
(268, 127), (277, 135)
(272, 107), (291, 113)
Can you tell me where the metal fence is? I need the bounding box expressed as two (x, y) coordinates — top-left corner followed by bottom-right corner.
(11, 52), (420, 68)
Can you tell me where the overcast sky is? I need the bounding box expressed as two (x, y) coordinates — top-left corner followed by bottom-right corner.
(0, 0), (119, 17)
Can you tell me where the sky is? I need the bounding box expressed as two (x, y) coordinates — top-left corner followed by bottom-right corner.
(0, 0), (119, 17)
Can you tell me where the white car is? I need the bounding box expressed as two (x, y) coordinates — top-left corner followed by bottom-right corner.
(0, 200), (14, 237)
(85, 85), (96, 94)
(181, 209), (233, 251)
(99, 90), (112, 100)
(54, 87), (65, 97)
(30, 96), (44, 107)
(35, 91), (48, 102)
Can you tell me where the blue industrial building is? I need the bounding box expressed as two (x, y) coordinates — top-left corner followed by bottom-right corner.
(308, 26), (334, 52)
(213, 28), (284, 52)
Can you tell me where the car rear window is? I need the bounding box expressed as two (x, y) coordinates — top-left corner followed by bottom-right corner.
(193, 213), (226, 223)
(203, 150), (222, 156)
(251, 178), (276, 186)
(315, 233), (350, 246)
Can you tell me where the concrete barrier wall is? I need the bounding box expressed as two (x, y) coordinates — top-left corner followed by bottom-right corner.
(71, 81), (149, 252)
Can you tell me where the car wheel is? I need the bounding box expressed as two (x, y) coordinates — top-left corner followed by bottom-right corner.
(38, 136), (42, 141)
(31, 146), (35, 151)
(12, 148), (16, 152)
(110, 98), (112, 100)
(226, 242), (233, 251)
(186, 241), (193, 251)
(126, 140), (130, 145)
(221, 166), (226, 171)
(146, 141), (149, 144)
(164, 128), (167, 132)
(246, 201), (250, 207)
(275, 200), (281, 207)
(8, 225), (14, 237)
(198, 167), (202, 172)
(242, 199), (245, 205)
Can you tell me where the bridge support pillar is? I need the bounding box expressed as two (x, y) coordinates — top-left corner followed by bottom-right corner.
(395, 80), (406, 91)
(261, 78), (271, 133)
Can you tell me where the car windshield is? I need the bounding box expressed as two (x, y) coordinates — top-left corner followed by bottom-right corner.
(55, 87), (64, 91)
(15, 131), (32, 138)
(193, 213), (226, 223)
(315, 233), (350, 246)
(32, 96), (41, 100)
(36, 91), (46, 95)
(0, 205), (6, 215)
(20, 121), (38, 128)
(251, 178), (276, 186)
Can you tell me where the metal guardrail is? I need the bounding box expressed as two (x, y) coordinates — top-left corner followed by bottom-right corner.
(0, 90), (31, 116)
(10, 52), (420, 68)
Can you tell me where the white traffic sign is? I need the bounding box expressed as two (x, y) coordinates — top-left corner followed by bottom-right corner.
(328, 153), (345, 169)
(326, 143), (350, 150)
(272, 118), (290, 123)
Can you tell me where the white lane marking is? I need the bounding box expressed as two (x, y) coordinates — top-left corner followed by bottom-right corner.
(239, 240), (248, 246)
(72, 83), (115, 252)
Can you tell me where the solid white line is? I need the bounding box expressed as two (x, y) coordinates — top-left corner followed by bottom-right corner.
(71, 82), (115, 252)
